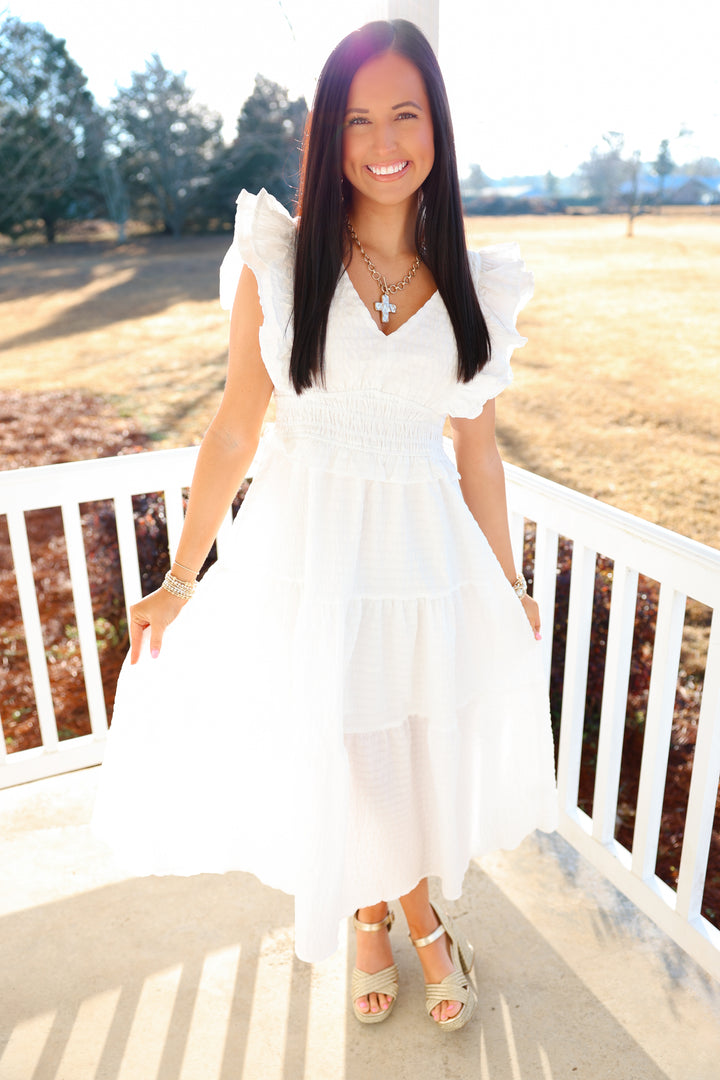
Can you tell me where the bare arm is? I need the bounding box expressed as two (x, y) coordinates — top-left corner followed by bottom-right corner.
(450, 401), (541, 638)
(171, 265), (272, 571)
(129, 265), (273, 663)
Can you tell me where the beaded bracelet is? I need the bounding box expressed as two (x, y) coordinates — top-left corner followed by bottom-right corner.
(161, 571), (197, 600)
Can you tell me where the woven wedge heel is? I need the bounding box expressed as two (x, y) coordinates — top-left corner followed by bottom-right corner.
(411, 903), (477, 1032)
(351, 908), (399, 1024)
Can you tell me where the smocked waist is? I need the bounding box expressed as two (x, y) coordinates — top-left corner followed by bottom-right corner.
(274, 391), (443, 453)
(268, 391), (456, 484)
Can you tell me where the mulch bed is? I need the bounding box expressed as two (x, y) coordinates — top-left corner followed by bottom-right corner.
(0, 390), (150, 751)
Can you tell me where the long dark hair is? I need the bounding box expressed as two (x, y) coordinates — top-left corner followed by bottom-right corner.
(291, 19), (490, 393)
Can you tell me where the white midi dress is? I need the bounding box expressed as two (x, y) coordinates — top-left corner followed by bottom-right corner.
(92, 189), (557, 963)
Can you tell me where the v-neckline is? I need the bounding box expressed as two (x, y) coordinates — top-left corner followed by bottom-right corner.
(341, 270), (439, 340)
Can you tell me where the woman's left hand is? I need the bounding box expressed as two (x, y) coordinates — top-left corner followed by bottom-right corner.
(520, 594), (542, 641)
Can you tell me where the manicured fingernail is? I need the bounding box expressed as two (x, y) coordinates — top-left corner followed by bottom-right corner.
(151, 647), (160, 658)
(534, 632), (542, 641)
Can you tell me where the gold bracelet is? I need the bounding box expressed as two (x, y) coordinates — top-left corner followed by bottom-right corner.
(161, 571), (196, 600)
(511, 572), (528, 599)
(172, 559), (199, 577)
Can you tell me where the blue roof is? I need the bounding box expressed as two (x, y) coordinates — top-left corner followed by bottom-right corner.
(619, 172), (720, 196)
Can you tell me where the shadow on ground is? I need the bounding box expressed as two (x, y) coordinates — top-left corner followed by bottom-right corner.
(0, 237), (229, 351)
(0, 859), (691, 1080)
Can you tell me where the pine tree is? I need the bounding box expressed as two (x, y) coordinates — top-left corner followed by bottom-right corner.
(0, 16), (103, 241)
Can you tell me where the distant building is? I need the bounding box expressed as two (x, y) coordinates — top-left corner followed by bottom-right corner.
(619, 172), (720, 205)
(460, 168), (720, 214)
(666, 177), (720, 205)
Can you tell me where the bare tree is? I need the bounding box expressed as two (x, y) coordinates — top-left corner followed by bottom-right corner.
(98, 155), (130, 243)
(580, 132), (630, 211)
(684, 156), (720, 178)
(625, 150), (642, 237)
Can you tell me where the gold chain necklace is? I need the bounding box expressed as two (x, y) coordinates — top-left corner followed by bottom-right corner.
(346, 220), (420, 324)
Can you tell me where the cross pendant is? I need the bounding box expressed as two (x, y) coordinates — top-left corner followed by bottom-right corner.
(375, 291), (396, 324)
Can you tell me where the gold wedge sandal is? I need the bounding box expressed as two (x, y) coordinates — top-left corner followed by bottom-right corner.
(410, 904), (477, 1032)
(351, 908), (399, 1024)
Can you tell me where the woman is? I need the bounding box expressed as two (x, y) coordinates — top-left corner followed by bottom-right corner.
(93, 19), (557, 1033)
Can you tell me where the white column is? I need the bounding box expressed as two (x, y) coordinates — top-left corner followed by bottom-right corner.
(387, 0), (439, 54)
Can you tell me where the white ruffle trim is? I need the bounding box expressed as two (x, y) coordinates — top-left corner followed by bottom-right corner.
(219, 188), (296, 388)
(218, 191), (533, 418)
(218, 187), (295, 310)
(446, 245), (534, 419)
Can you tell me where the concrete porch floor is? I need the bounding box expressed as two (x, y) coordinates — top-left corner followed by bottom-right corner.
(1, 766), (720, 1080)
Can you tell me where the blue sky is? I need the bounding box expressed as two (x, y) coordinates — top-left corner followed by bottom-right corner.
(5, 0), (718, 178)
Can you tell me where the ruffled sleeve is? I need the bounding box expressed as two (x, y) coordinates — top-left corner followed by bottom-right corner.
(218, 188), (296, 387)
(445, 244), (534, 419)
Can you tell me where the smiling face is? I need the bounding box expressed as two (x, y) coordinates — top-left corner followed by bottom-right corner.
(342, 50), (435, 210)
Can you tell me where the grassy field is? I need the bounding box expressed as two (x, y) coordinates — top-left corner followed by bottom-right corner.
(0, 210), (718, 550)
(466, 210), (720, 550)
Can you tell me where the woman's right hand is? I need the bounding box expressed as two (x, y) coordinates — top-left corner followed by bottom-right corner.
(124, 266), (270, 668)
(129, 588), (188, 665)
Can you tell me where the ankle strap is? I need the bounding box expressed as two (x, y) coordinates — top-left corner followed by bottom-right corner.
(410, 922), (446, 948)
(353, 908), (395, 933)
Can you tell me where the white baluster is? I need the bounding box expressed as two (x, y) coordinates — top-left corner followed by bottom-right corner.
(556, 543), (596, 817)
(61, 502), (109, 737)
(592, 561), (639, 845)
(631, 585), (686, 882)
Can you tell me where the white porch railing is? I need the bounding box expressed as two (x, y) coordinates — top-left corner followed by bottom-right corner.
(1, 447), (719, 983)
(0, 447), (202, 784)
(504, 462), (720, 984)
